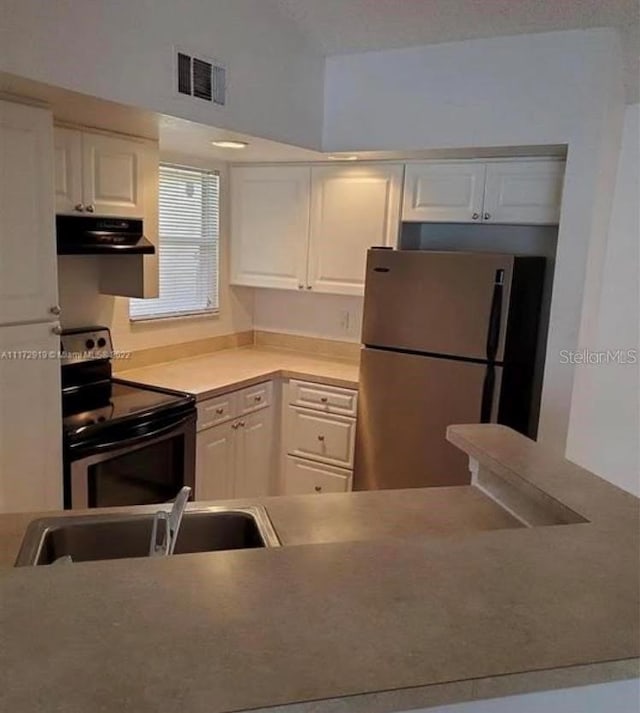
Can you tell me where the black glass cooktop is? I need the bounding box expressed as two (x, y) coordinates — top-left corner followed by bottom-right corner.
(63, 379), (194, 437)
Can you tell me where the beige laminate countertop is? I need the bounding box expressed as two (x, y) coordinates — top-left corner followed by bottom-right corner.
(115, 346), (360, 398)
(1, 425), (638, 713)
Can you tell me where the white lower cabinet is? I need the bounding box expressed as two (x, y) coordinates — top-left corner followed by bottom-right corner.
(281, 380), (357, 495)
(286, 406), (356, 469)
(196, 378), (357, 500)
(234, 409), (274, 498)
(196, 421), (236, 501)
(195, 382), (275, 500)
(284, 456), (351, 495)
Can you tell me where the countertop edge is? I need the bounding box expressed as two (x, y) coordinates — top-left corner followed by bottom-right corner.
(187, 368), (359, 401)
(249, 658), (640, 713)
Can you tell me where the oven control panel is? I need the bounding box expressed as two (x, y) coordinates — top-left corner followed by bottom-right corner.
(60, 327), (113, 366)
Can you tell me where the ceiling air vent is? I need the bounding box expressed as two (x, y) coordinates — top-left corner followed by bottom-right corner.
(175, 49), (226, 106)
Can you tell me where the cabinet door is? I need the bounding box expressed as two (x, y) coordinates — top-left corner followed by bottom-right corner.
(230, 166), (310, 289)
(234, 409), (274, 498)
(53, 128), (83, 214)
(82, 132), (146, 217)
(0, 101), (58, 326)
(286, 406), (356, 469)
(483, 160), (565, 224)
(195, 421), (236, 501)
(0, 323), (62, 513)
(284, 456), (351, 495)
(307, 164), (403, 295)
(402, 162), (485, 222)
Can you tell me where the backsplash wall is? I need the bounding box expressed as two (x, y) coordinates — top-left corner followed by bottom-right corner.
(57, 256), (253, 353)
(252, 289), (364, 343)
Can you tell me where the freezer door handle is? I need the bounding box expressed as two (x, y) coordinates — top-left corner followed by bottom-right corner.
(486, 269), (504, 361)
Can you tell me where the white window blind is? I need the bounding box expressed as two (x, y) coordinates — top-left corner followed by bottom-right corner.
(130, 164), (219, 321)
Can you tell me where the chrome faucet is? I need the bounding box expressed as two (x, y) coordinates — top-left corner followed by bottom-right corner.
(149, 486), (192, 557)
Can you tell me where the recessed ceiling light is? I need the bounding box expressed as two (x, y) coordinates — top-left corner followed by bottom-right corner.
(211, 140), (249, 149)
(327, 154), (359, 161)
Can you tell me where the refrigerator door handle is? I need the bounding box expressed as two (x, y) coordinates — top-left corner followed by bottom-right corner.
(480, 364), (495, 423)
(486, 269), (504, 361)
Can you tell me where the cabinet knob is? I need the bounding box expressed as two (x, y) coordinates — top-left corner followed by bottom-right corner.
(239, 420), (245, 428)
(314, 486), (322, 493)
(51, 325), (63, 336)
(472, 212), (480, 220)
(74, 203), (85, 212)
(306, 285), (312, 290)
(86, 204), (96, 213)
(484, 212), (491, 220)
(254, 395), (262, 402)
(320, 396), (328, 403)
(49, 305), (61, 316)
(231, 422), (238, 430)
(298, 284), (304, 290)
(215, 407), (224, 415)
(317, 434), (325, 442)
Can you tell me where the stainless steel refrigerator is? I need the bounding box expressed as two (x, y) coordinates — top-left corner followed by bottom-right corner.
(354, 249), (545, 490)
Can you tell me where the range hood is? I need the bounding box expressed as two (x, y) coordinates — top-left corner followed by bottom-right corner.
(56, 215), (155, 255)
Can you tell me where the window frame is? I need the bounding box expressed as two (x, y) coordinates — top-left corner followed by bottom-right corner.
(129, 162), (221, 323)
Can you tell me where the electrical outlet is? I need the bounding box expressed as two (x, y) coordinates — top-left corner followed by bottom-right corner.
(339, 310), (351, 332)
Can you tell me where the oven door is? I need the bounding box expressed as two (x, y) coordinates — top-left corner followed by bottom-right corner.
(66, 411), (196, 509)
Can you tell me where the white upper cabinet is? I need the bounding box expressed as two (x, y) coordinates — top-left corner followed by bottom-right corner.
(54, 127), (148, 217)
(0, 101), (58, 326)
(82, 132), (145, 217)
(231, 166), (310, 290)
(230, 163), (402, 296)
(482, 160), (565, 224)
(402, 159), (564, 224)
(53, 127), (83, 214)
(307, 164), (403, 295)
(403, 162), (486, 223)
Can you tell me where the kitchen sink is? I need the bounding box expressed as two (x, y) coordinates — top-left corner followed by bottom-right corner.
(15, 506), (280, 566)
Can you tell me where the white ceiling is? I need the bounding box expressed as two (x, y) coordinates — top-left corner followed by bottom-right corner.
(159, 115), (326, 163)
(275, 0), (640, 102)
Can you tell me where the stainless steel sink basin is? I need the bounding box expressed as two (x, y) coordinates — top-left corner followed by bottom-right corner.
(15, 506), (280, 566)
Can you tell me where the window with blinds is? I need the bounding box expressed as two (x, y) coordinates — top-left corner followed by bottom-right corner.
(129, 164), (220, 321)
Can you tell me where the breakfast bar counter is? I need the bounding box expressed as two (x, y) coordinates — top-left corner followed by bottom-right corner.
(0, 425), (638, 713)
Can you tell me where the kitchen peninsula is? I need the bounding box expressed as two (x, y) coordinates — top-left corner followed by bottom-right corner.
(0, 425), (638, 713)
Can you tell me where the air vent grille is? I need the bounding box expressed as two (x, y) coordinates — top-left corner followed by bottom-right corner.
(175, 49), (226, 106)
(177, 53), (192, 95)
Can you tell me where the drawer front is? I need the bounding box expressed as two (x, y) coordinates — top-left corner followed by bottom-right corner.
(238, 381), (273, 415)
(196, 392), (237, 431)
(284, 456), (351, 495)
(286, 406), (356, 468)
(289, 379), (358, 416)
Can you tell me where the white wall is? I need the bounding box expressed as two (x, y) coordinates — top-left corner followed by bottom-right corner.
(566, 104), (640, 494)
(322, 28), (627, 458)
(253, 289), (363, 342)
(57, 158), (254, 352)
(0, 0), (324, 149)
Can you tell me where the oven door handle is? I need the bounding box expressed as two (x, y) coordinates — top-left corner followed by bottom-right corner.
(87, 413), (194, 453)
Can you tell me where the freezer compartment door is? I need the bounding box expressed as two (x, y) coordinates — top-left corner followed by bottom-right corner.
(354, 348), (502, 490)
(362, 250), (514, 361)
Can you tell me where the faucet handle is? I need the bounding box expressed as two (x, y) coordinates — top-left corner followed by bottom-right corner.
(167, 486), (191, 555)
(149, 486), (191, 557)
